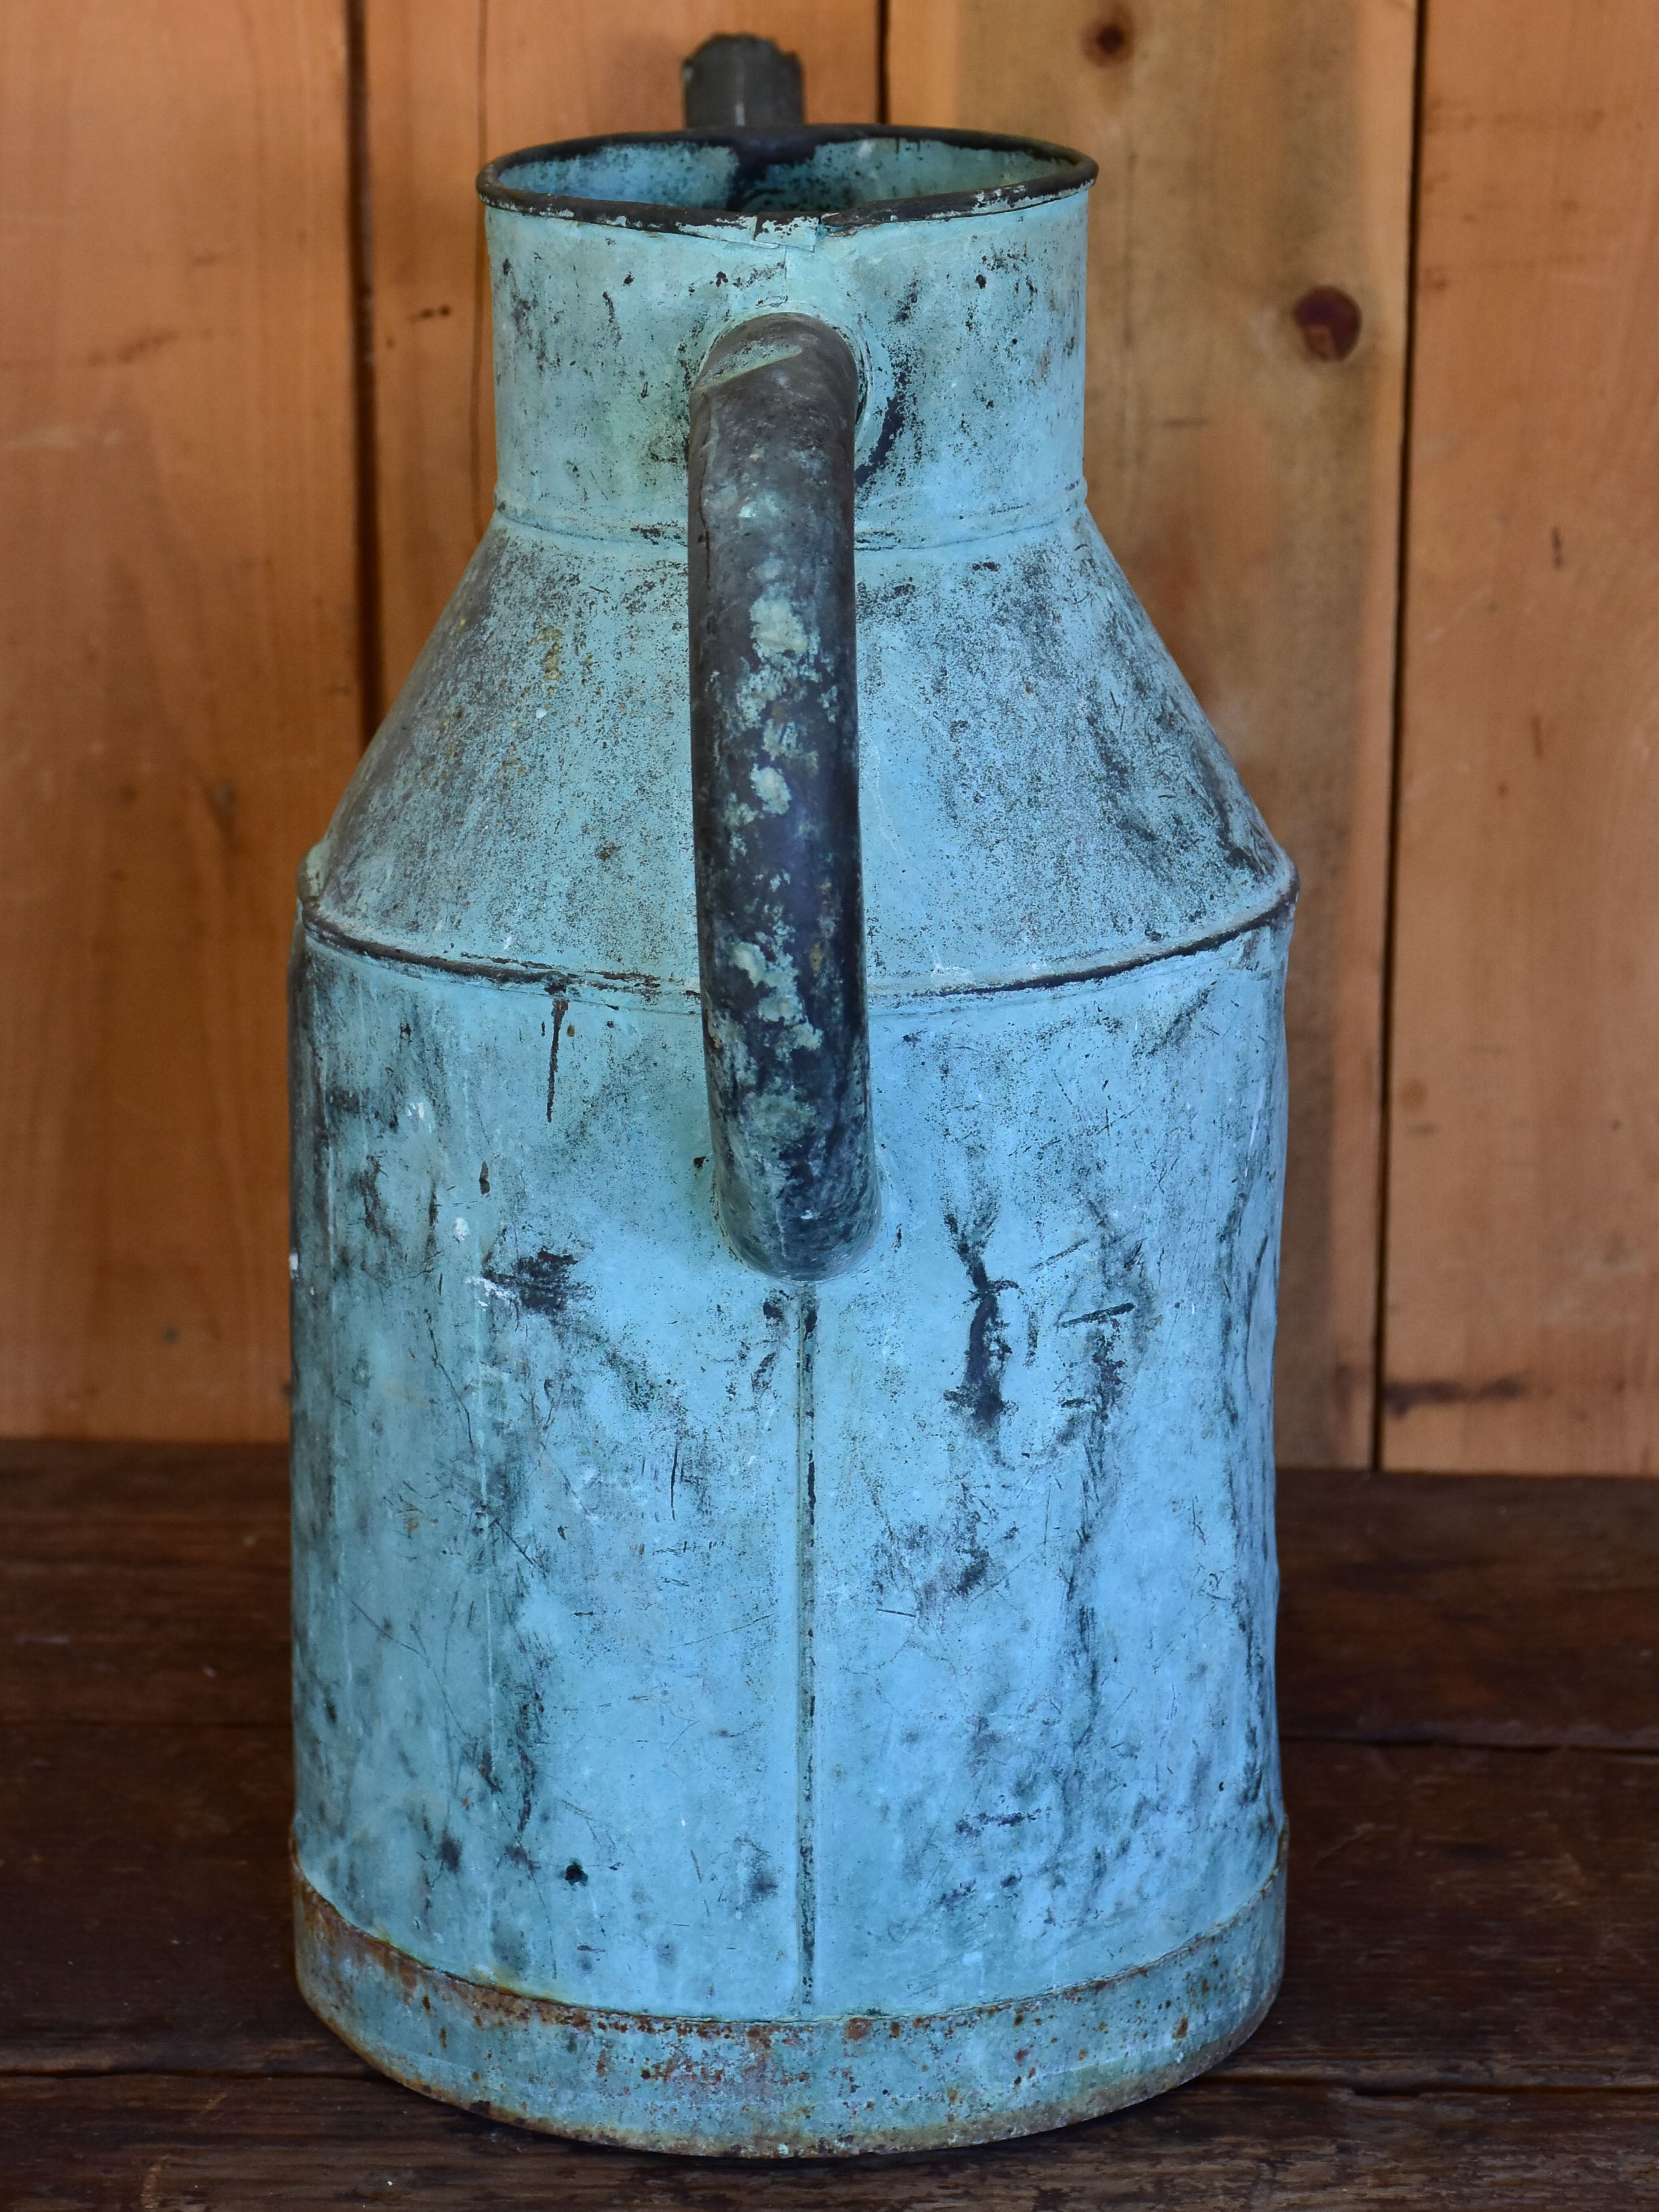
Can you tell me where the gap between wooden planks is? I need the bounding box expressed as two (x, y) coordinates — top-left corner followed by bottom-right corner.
(364, 3), (1415, 1472)
(0, 0), (363, 1441)
(888, 0), (1416, 1470)
(13, 0), (1656, 1491)
(361, 0), (882, 710)
(1382, 0), (1659, 1474)
(0, 1), (1416, 1467)
(2, 1446), (1656, 2203)
(1, 2077), (1654, 2207)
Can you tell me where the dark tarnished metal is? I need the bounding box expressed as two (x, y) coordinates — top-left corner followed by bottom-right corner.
(681, 34), (804, 131)
(688, 315), (878, 1281)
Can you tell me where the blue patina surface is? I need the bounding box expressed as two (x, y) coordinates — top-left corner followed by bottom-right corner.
(289, 127), (1295, 2153)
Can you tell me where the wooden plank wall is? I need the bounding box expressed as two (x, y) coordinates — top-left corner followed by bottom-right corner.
(889, 0), (1417, 1466)
(1382, 2), (1659, 1472)
(367, 0), (1418, 1468)
(3, 0), (1657, 1473)
(0, 0), (364, 1440)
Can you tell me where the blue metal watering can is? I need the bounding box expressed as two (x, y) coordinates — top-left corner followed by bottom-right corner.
(289, 122), (1295, 2155)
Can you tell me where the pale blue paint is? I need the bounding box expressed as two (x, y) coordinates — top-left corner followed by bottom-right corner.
(289, 130), (1295, 2153)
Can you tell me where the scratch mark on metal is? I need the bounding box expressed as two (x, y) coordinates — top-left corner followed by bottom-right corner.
(796, 1288), (818, 2010)
(547, 992), (569, 1120)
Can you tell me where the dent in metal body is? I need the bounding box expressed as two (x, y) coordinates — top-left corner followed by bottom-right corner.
(289, 127), (1297, 2154)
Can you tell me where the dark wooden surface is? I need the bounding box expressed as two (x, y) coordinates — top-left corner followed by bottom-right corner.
(3, 1449), (1656, 2205)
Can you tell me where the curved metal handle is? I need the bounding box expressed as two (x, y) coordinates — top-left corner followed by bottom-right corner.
(687, 314), (878, 1280)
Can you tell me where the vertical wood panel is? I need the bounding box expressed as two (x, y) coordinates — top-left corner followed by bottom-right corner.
(366, 1), (880, 707)
(1383, 3), (1659, 1472)
(0, 0), (362, 1438)
(889, 0), (1417, 1466)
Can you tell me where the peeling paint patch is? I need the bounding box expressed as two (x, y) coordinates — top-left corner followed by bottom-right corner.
(481, 1248), (589, 1320)
(943, 1209), (1019, 1436)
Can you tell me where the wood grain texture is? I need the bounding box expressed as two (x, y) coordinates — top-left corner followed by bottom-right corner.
(10, 1720), (1658, 2092)
(6, 1448), (1659, 2100)
(1257, 1742), (1659, 2088)
(1276, 1466), (1659, 1747)
(3, 2076), (1655, 2209)
(0, 1724), (345, 2076)
(364, 0), (880, 707)
(5, 1446), (1657, 2195)
(11, 1447), (1659, 1742)
(888, 0), (1416, 1468)
(1383, 2), (1659, 1473)
(0, 1441), (287, 1724)
(0, 0), (363, 1441)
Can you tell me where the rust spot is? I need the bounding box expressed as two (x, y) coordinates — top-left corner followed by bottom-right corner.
(1293, 286), (1362, 362)
(1174, 2015), (1189, 2039)
(293, 1847), (1277, 2151)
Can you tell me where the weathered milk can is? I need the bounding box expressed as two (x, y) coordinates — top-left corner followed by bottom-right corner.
(289, 123), (1297, 2154)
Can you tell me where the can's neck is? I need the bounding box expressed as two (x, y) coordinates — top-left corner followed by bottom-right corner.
(484, 193), (1089, 547)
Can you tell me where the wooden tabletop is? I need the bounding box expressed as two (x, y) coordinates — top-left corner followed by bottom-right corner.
(3, 1446), (1656, 2206)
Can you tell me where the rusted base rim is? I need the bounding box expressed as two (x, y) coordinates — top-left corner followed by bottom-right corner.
(293, 1831), (1286, 2157)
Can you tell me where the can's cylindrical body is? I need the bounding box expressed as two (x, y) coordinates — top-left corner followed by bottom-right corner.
(289, 130), (1296, 2155)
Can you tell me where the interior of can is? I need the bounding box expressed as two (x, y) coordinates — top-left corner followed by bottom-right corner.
(480, 127), (1095, 226)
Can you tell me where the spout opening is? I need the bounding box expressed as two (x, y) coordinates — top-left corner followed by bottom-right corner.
(479, 126), (1095, 234)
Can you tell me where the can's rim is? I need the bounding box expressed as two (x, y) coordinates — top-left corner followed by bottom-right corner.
(477, 125), (1097, 235)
